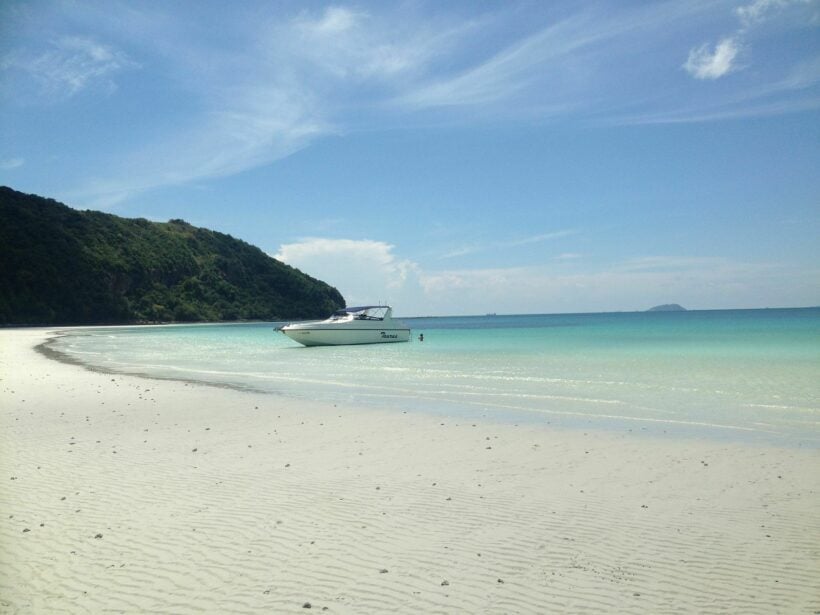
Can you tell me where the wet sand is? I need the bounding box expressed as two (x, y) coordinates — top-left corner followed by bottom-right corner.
(1, 328), (818, 613)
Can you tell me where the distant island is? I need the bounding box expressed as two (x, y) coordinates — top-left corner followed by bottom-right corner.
(647, 304), (687, 312)
(0, 186), (345, 325)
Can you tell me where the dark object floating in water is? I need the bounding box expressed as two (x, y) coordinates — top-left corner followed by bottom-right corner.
(647, 304), (686, 312)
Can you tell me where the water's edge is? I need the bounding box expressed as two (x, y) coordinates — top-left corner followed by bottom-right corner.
(36, 333), (272, 396)
(36, 324), (820, 449)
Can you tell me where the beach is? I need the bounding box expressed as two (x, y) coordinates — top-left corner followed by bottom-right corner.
(1, 328), (819, 614)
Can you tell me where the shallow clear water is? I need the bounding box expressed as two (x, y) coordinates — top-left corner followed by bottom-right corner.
(49, 308), (820, 445)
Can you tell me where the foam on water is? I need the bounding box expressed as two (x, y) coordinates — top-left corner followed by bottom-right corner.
(49, 308), (820, 445)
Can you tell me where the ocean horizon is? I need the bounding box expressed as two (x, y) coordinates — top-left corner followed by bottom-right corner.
(42, 307), (820, 447)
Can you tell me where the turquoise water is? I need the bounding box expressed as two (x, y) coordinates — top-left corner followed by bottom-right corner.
(49, 308), (820, 445)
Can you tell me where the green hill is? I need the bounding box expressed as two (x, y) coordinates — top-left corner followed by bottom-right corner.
(0, 187), (345, 325)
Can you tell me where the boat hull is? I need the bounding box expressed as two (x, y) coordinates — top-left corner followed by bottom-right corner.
(281, 326), (411, 347)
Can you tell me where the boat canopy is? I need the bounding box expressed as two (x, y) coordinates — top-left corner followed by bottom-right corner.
(337, 305), (388, 313)
(331, 305), (391, 320)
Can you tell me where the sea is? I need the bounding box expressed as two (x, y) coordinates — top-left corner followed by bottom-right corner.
(45, 308), (820, 447)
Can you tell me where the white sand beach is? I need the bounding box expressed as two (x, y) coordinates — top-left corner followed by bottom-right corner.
(1, 328), (819, 614)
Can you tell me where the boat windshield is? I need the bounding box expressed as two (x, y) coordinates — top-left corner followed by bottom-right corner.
(355, 312), (383, 321)
(331, 306), (389, 321)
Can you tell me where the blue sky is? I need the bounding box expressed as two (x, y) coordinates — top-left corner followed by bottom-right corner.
(1, 0), (818, 315)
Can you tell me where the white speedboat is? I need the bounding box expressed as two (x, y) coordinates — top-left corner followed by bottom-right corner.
(278, 305), (411, 347)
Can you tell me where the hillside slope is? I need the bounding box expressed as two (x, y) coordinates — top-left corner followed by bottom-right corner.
(0, 187), (344, 324)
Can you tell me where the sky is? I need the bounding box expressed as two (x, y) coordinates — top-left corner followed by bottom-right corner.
(1, 0), (819, 316)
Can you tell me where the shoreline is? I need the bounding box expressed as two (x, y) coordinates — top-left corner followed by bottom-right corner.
(36, 331), (275, 397)
(2, 328), (819, 613)
(37, 324), (819, 450)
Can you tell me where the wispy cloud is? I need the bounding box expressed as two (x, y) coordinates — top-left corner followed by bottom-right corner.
(271, 5), (470, 84)
(735, 0), (813, 26)
(616, 0), (819, 123)
(398, 3), (720, 112)
(418, 256), (818, 314)
(73, 91), (328, 207)
(683, 0), (814, 81)
(505, 230), (577, 247)
(440, 230), (577, 259)
(440, 244), (482, 259)
(273, 234), (819, 314)
(4, 2), (817, 205)
(62, 4), (468, 206)
(2, 36), (136, 98)
(286, 6), (403, 80)
(684, 38), (741, 80)
(613, 256), (743, 272)
(0, 157), (25, 170)
(399, 15), (586, 110)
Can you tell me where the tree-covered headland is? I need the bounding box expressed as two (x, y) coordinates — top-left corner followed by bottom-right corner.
(0, 187), (345, 325)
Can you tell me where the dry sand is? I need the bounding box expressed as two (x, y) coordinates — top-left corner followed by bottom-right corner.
(1, 328), (819, 614)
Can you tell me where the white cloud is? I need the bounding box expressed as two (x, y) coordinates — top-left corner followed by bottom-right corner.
(71, 82), (329, 207)
(614, 256), (736, 272)
(398, 3), (728, 113)
(440, 244), (482, 259)
(271, 238), (819, 315)
(735, 0), (810, 26)
(683, 0), (815, 82)
(439, 230), (577, 259)
(299, 6), (360, 35)
(417, 257), (819, 314)
(397, 12), (618, 110)
(282, 5), (459, 82)
(59, 5), (465, 206)
(504, 230), (577, 247)
(0, 157), (25, 170)
(684, 38), (741, 80)
(3, 36), (136, 98)
(5, 2), (817, 206)
(779, 55), (820, 90)
(274, 238), (421, 306)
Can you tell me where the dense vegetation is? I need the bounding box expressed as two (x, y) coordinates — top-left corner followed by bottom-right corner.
(0, 187), (345, 325)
